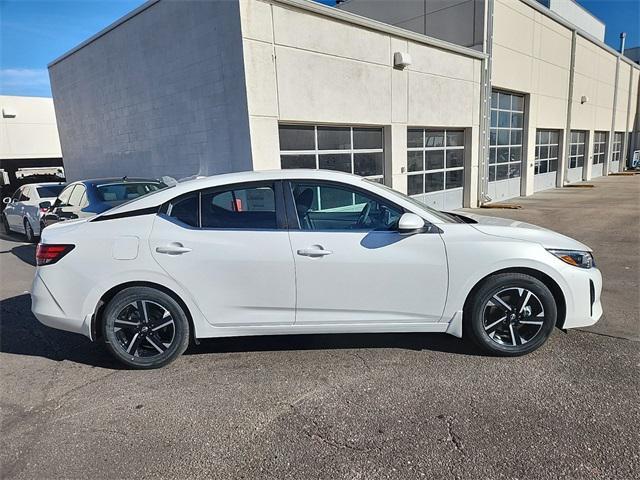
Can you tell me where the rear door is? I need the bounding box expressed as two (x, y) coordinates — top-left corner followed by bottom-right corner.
(286, 180), (449, 325)
(149, 181), (296, 327)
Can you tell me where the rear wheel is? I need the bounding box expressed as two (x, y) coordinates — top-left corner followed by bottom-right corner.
(465, 273), (557, 356)
(102, 287), (190, 369)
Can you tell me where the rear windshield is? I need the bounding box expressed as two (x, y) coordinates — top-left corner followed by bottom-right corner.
(96, 182), (165, 206)
(37, 185), (65, 198)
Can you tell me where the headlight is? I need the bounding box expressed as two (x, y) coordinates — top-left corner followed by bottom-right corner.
(547, 249), (595, 269)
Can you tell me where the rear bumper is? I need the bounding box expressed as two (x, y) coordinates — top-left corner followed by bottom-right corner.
(561, 266), (602, 329)
(31, 272), (91, 338)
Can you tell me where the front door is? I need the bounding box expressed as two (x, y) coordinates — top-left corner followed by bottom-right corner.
(5, 188), (24, 229)
(149, 181), (295, 327)
(286, 180), (448, 325)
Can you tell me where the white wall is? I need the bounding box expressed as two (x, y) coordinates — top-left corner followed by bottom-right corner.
(0, 96), (61, 160)
(239, 0), (482, 205)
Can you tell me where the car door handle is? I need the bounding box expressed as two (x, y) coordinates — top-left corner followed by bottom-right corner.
(297, 246), (333, 257)
(156, 243), (192, 255)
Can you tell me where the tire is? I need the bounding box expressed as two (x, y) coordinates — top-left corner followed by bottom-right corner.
(2, 214), (10, 234)
(465, 273), (557, 356)
(24, 218), (37, 243)
(102, 287), (190, 369)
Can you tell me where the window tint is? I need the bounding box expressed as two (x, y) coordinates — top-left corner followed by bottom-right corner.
(68, 185), (85, 207)
(201, 184), (277, 229)
(167, 194), (199, 227)
(36, 185), (65, 198)
(96, 182), (163, 205)
(291, 182), (402, 231)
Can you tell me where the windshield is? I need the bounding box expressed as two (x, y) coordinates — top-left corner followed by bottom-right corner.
(37, 185), (65, 198)
(96, 182), (166, 206)
(364, 179), (459, 223)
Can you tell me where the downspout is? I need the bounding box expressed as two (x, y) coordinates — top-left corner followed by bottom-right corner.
(562, 30), (577, 186)
(478, 0), (494, 205)
(609, 56), (621, 173)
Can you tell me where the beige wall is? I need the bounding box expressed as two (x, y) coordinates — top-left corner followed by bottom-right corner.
(239, 0), (482, 204)
(492, 0), (640, 190)
(0, 96), (62, 160)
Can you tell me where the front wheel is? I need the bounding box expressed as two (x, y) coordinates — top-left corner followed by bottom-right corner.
(465, 273), (557, 356)
(102, 287), (190, 369)
(2, 214), (10, 234)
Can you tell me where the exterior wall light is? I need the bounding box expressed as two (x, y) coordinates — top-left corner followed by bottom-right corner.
(2, 107), (17, 118)
(393, 52), (412, 70)
(581, 95), (589, 104)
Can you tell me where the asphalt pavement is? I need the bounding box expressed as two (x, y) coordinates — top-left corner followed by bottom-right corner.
(1, 175), (638, 479)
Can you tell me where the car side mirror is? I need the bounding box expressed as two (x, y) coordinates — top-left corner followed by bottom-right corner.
(397, 212), (427, 235)
(2, 197), (11, 204)
(39, 201), (52, 210)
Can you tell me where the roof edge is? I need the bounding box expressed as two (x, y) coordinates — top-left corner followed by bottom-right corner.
(273, 0), (487, 60)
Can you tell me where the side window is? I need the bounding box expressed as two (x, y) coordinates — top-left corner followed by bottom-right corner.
(201, 183), (277, 229)
(20, 187), (30, 202)
(291, 182), (402, 231)
(56, 185), (75, 206)
(68, 185), (85, 207)
(166, 194), (199, 227)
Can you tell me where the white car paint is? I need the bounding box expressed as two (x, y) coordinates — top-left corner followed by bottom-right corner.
(31, 169), (602, 345)
(3, 182), (65, 237)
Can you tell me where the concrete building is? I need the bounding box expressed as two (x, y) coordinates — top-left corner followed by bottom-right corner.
(0, 96), (63, 186)
(48, 0), (639, 209)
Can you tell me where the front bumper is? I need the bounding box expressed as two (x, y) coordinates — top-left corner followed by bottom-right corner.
(560, 266), (602, 329)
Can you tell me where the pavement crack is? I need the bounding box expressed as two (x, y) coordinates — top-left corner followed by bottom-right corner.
(346, 351), (371, 371)
(437, 414), (465, 456)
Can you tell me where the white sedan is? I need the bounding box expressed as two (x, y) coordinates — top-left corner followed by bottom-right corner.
(31, 170), (602, 369)
(3, 182), (66, 242)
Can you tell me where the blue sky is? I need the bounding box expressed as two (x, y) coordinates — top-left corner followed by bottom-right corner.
(0, 0), (637, 98)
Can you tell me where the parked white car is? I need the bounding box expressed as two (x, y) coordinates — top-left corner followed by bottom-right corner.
(3, 182), (66, 242)
(31, 170), (602, 369)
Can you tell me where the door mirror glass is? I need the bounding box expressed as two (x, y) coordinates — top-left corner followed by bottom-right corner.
(39, 201), (52, 210)
(398, 212), (426, 234)
(2, 197), (11, 204)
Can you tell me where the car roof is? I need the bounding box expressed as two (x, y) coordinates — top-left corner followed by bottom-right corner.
(102, 169), (369, 215)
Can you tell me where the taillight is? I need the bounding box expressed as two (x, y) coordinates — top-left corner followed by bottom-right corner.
(39, 207), (48, 213)
(36, 244), (75, 266)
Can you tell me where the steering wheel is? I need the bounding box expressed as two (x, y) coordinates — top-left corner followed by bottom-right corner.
(356, 201), (371, 228)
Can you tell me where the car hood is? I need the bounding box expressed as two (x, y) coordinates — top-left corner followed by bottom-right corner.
(459, 212), (592, 251)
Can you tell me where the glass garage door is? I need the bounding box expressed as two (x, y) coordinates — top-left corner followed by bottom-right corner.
(567, 130), (586, 183)
(279, 124), (384, 183)
(591, 131), (607, 178)
(533, 129), (560, 192)
(489, 91), (524, 201)
(407, 128), (465, 211)
(609, 132), (623, 173)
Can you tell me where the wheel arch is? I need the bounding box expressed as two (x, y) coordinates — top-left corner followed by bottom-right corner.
(91, 281), (197, 344)
(462, 267), (567, 330)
